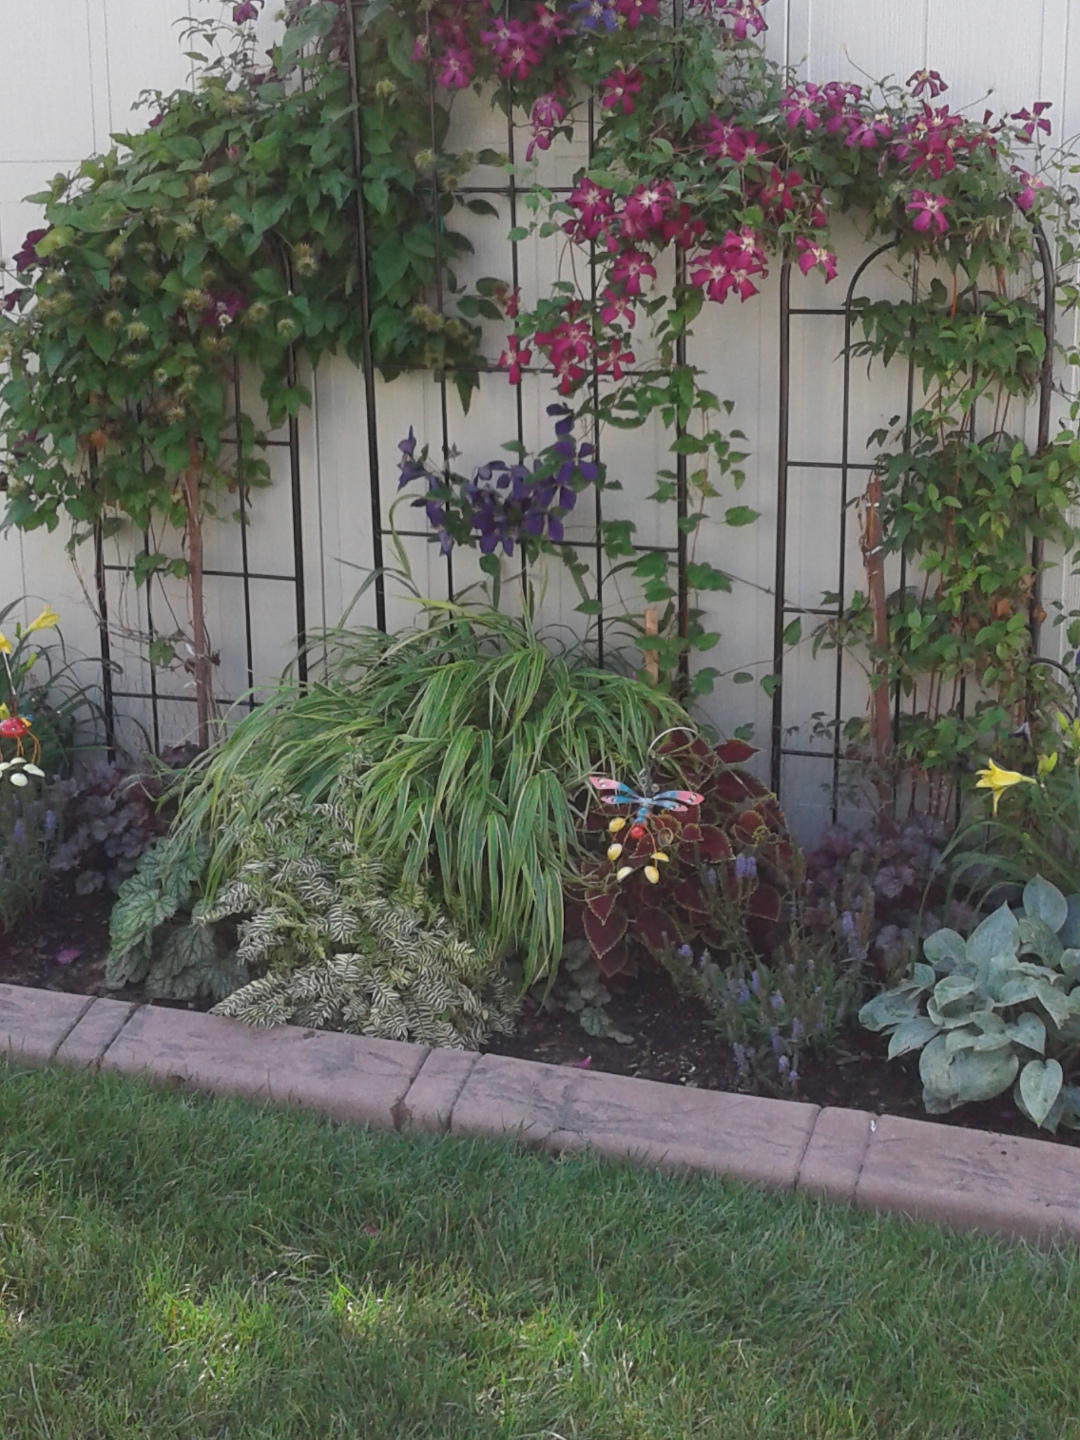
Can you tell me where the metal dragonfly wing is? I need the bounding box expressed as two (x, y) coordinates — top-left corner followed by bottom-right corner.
(588, 776), (703, 825)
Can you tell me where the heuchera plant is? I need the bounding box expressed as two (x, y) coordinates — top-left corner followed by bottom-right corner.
(568, 735), (797, 976)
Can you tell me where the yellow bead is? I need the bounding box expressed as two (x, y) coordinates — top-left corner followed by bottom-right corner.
(607, 843), (623, 862)
(651, 851), (669, 863)
(616, 866), (633, 882)
(645, 866), (660, 885)
(608, 817), (626, 834)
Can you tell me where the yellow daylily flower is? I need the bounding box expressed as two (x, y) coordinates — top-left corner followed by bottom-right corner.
(0, 633), (10, 655)
(975, 758), (1037, 816)
(25, 605), (59, 634)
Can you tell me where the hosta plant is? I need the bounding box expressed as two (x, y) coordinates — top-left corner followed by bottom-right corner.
(860, 875), (1080, 1131)
(570, 736), (798, 977)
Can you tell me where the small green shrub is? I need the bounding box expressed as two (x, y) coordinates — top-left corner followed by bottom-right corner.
(860, 875), (1080, 1130)
(108, 770), (515, 1047)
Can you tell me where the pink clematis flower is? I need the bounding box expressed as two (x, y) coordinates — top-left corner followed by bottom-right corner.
(780, 85), (821, 131)
(1011, 102), (1052, 141)
(609, 248), (657, 296)
(565, 178), (615, 241)
(660, 203), (707, 248)
(532, 2), (575, 44)
(907, 68), (947, 99)
(598, 339), (636, 378)
(437, 46), (474, 90)
(795, 235), (838, 281)
(498, 334), (533, 384)
(759, 166), (804, 213)
(1012, 168), (1045, 211)
(700, 117), (749, 162)
(600, 286), (636, 327)
(232, 0), (259, 22)
(601, 67), (643, 116)
(906, 189), (951, 235)
(622, 180), (674, 232)
(616, 0), (660, 26)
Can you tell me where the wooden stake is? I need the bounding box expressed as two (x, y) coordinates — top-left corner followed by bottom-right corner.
(643, 608), (660, 685)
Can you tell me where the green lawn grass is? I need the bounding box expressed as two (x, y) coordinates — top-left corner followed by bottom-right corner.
(1, 1062), (1079, 1438)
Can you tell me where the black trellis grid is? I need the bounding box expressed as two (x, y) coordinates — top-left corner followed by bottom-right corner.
(769, 227), (1056, 818)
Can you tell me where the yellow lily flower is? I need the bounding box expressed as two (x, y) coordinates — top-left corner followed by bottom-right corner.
(0, 633), (10, 655)
(975, 758), (1037, 816)
(25, 605), (59, 634)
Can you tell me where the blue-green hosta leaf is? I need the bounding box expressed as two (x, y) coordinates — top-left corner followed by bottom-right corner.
(1034, 980), (1072, 1029)
(1005, 1012), (1046, 1053)
(1023, 875), (1068, 934)
(998, 975), (1041, 1007)
(965, 903), (1019, 970)
(1061, 949), (1080, 982)
(971, 1011), (1006, 1034)
(920, 1032), (1019, 1110)
(933, 974), (980, 1008)
(1018, 914), (1064, 968)
(984, 952), (1022, 1002)
(944, 1026), (980, 1055)
(923, 928), (966, 972)
(887, 1016), (939, 1058)
(1057, 1084), (1080, 1128)
(1059, 896), (1080, 949)
(1018, 1058), (1064, 1128)
(859, 989), (923, 1032)
(911, 962), (936, 988)
(928, 994), (986, 1030)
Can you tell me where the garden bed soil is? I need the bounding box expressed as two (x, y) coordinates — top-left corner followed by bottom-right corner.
(2, 878), (1075, 1147)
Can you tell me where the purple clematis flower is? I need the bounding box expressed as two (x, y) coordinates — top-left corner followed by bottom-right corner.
(233, 1), (260, 22)
(570, 0), (618, 32)
(13, 229), (48, 273)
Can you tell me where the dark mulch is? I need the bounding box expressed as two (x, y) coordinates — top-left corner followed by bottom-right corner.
(2, 885), (1075, 1145)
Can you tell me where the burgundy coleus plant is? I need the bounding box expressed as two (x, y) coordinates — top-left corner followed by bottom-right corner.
(567, 735), (797, 976)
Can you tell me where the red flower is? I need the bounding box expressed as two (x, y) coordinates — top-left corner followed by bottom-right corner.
(758, 166), (804, 213)
(436, 46), (474, 90)
(600, 287), (636, 327)
(601, 67), (643, 116)
(659, 203), (707, 248)
(905, 189), (950, 235)
(598, 339), (636, 379)
(907, 68), (947, 99)
(1011, 102), (1052, 141)
(795, 236), (838, 281)
(700, 117), (749, 162)
(498, 334), (533, 385)
(615, 0), (659, 26)
(609, 248), (656, 296)
(779, 85), (821, 131)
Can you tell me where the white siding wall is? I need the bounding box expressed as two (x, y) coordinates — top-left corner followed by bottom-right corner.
(1, 0), (1076, 833)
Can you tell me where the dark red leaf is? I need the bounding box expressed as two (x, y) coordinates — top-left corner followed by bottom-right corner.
(587, 889), (618, 923)
(732, 809), (765, 843)
(747, 884), (782, 921)
(584, 906), (629, 961)
(696, 825), (733, 863)
(635, 905), (681, 954)
(717, 738), (758, 764)
(595, 939), (632, 977)
(671, 876), (710, 914)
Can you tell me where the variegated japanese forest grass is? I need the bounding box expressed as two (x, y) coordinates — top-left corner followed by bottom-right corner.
(4, 1061), (1080, 1439)
(165, 606), (690, 986)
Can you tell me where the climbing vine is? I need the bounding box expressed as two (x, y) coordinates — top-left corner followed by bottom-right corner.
(1, 0), (1076, 795)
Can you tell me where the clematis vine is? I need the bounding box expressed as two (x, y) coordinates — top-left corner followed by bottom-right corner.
(601, 67), (643, 116)
(795, 236), (838, 281)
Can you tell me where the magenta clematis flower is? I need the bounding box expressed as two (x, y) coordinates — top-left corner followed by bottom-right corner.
(3, 289), (25, 312)
(796, 236), (838, 280)
(779, 84), (821, 131)
(200, 289), (246, 328)
(711, 0), (769, 41)
(564, 177), (615, 242)
(759, 166), (804, 213)
(721, 225), (768, 270)
(660, 203), (706, 248)
(480, 17), (543, 81)
(437, 46), (474, 89)
(1012, 168), (1045, 211)
(597, 339), (636, 379)
(498, 334), (533, 385)
(232, 0), (259, 22)
(12, 229), (48, 273)
(1011, 102), (1052, 141)
(689, 236), (767, 304)
(601, 67), (643, 116)
(906, 189), (950, 235)
(907, 68), (947, 99)
(616, 0), (660, 26)
(700, 117), (749, 162)
(622, 180), (674, 232)
(532, 3), (574, 44)
(609, 248), (656, 296)
(846, 111), (892, 148)
(527, 91), (567, 159)
(600, 286), (636, 327)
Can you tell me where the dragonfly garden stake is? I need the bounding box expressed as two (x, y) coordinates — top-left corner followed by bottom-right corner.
(588, 728), (703, 884)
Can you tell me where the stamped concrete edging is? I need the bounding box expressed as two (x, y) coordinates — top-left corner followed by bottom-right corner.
(2, 981), (1079, 1245)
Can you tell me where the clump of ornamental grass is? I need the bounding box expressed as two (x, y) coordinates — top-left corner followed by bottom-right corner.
(162, 605), (691, 985)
